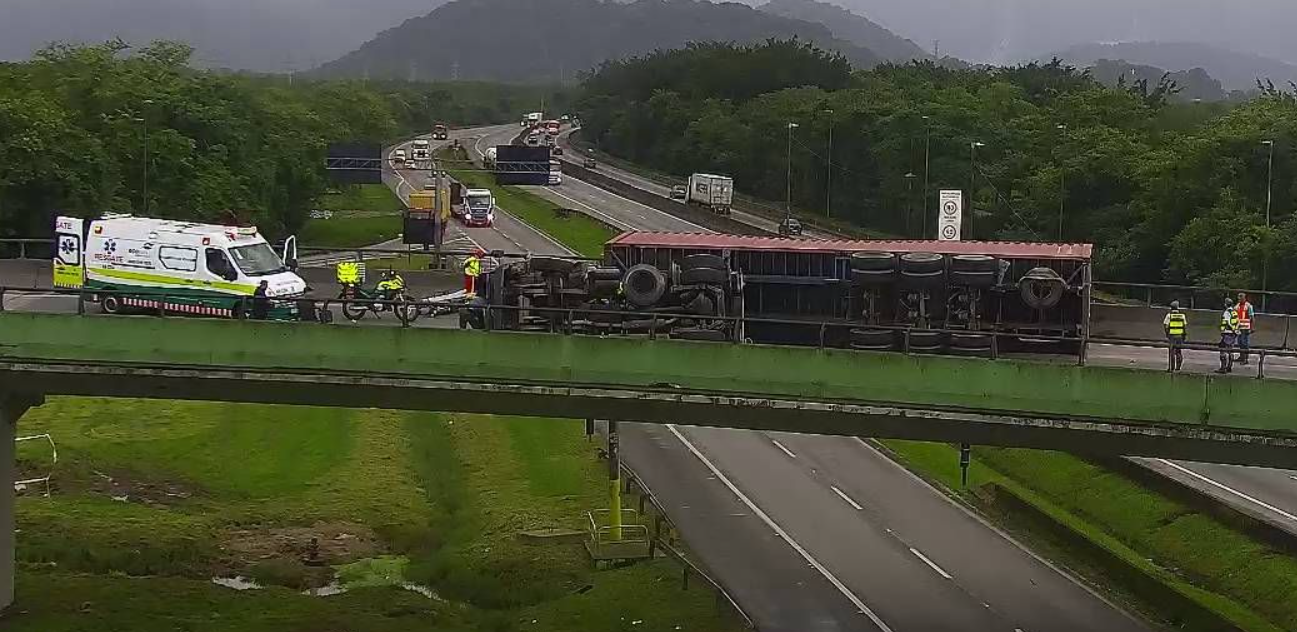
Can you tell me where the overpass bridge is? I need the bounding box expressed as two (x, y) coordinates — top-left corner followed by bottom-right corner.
(5, 311), (1297, 611)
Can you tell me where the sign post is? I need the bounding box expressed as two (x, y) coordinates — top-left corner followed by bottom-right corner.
(938, 189), (963, 242)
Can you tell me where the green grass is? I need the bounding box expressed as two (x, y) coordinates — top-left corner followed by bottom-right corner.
(881, 440), (1294, 632)
(450, 168), (614, 257)
(11, 399), (743, 632)
(301, 184), (404, 248)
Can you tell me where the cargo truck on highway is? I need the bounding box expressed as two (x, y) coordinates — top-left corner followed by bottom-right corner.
(432, 123), (449, 141)
(686, 173), (733, 215)
(522, 112), (543, 128)
(411, 139), (430, 162)
(52, 214), (307, 319)
(462, 188), (496, 227)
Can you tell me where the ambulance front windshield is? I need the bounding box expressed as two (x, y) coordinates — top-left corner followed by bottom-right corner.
(230, 243), (286, 276)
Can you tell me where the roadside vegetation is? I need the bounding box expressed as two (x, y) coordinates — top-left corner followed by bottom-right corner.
(883, 440), (1296, 632)
(11, 398), (743, 632)
(299, 185), (404, 248)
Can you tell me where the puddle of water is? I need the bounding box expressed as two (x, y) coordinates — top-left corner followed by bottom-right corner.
(211, 576), (262, 591)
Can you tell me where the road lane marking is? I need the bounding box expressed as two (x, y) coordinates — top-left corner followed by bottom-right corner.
(770, 439), (797, 459)
(536, 188), (636, 231)
(908, 547), (953, 580)
(831, 486), (864, 511)
(666, 425), (895, 632)
(1155, 459), (1297, 523)
(552, 179), (706, 232)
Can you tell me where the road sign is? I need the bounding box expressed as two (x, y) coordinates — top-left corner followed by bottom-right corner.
(938, 190), (963, 241)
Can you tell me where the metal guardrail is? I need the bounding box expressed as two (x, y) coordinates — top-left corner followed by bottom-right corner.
(5, 285), (1297, 379)
(585, 509), (652, 561)
(1094, 281), (1297, 315)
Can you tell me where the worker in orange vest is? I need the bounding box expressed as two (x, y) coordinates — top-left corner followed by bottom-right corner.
(1235, 292), (1255, 365)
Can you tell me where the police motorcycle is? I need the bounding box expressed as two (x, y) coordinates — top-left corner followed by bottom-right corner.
(335, 262), (419, 323)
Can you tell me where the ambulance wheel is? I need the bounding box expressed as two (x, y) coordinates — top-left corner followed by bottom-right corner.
(100, 295), (123, 315)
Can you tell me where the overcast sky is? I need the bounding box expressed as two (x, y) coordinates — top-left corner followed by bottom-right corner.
(3, 0), (1295, 70)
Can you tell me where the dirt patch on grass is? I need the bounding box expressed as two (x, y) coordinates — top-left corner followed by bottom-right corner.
(217, 521), (386, 589)
(86, 469), (200, 507)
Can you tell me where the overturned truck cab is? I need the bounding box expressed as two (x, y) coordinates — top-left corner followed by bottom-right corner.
(473, 232), (1092, 356)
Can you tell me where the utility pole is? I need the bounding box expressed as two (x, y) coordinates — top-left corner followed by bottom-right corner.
(922, 115), (932, 239)
(1262, 139), (1276, 296)
(824, 109), (834, 218)
(1057, 124), (1068, 241)
(905, 173), (917, 237)
(969, 141), (985, 239)
(786, 122), (799, 222)
(607, 420), (622, 541)
(141, 99), (153, 215)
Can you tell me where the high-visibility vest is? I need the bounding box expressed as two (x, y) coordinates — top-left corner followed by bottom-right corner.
(1166, 311), (1187, 336)
(1220, 308), (1239, 333)
(464, 256), (481, 277)
(1236, 302), (1253, 330)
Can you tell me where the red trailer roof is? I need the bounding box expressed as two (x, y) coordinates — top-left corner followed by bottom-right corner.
(606, 232), (1092, 260)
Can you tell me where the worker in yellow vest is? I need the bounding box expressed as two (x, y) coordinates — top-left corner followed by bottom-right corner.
(1163, 300), (1188, 372)
(463, 248), (484, 296)
(1216, 297), (1240, 374)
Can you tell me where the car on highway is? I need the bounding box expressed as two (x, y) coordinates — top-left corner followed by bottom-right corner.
(552, 146), (564, 156)
(777, 217), (803, 236)
(525, 135), (541, 147)
(670, 185), (687, 201)
(583, 150), (597, 169)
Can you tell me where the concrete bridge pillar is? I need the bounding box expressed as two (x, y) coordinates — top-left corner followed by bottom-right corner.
(0, 395), (37, 615)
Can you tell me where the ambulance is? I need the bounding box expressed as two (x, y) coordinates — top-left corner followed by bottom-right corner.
(53, 214), (307, 319)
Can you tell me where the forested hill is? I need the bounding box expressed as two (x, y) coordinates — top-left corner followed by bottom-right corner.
(758, 0), (928, 63)
(312, 0), (880, 83)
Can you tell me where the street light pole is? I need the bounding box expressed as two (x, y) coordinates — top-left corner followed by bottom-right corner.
(969, 141), (984, 239)
(786, 122), (799, 222)
(904, 172), (917, 237)
(1263, 140), (1275, 227)
(142, 99), (154, 215)
(1057, 124), (1067, 241)
(824, 109), (833, 219)
(922, 116), (931, 238)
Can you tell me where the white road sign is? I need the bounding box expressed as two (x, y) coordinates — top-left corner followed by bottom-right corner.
(938, 190), (963, 241)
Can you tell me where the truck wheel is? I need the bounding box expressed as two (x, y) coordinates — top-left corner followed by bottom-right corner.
(679, 267), (727, 286)
(851, 269), (896, 286)
(904, 330), (946, 353)
(530, 256), (576, 274)
(950, 254), (998, 273)
(850, 251), (896, 272)
(899, 252), (945, 274)
(589, 267), (623, 282)
(680, 254), (724, 271)
(623, 264), (666, 308)
(899, 270), (945, 290)
(100, 295), (123, 315)
(849, 328), (895, 350)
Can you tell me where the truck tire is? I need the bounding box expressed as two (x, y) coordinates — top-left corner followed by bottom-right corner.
(850, 251), (896, 272)
(899, 269), (945, 290)
(950, 270), (996, 288)
(530, 256), (576, 274)
(950, 254), (997, 273)
(672, 328), (728, 342)
(1020, 267), (1066, 310)
(623, 264), (666, 308)
(589, 267), (623, 282)
(904, 330), (946, 353)
(849, 328), (895, 350)
(899, 252), (944, 274)
(679, 267), (727, 286)
(100, 295), (123, 315)
(949, 332), (993, 357)
(852, 268), (896, 285)
(681, 254), (724, 271)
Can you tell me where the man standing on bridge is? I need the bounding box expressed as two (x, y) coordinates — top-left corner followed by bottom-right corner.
(1235, 292), (1255, 365)
(463, 248), (483, 296)
(1163, 300), (1188, 372)
(1216, 297), (1240, 374)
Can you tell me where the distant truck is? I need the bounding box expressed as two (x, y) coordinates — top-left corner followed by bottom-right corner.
(543, 120), (561, 135)
(463, 188), (496, 227)
(483, 147), (498, 169)
(548, 159), (562, 185)
(522, 112), (543, 128)
(411, 139), (430, 162)
(53, 214), (306, 319)
(432, 123), (449, 141)
(686, 173), (733, 215)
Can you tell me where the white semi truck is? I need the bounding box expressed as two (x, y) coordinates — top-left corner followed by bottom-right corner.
(685, 173), (734, 215)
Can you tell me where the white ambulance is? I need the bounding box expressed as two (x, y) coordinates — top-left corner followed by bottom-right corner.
(53, 214), (307, 318)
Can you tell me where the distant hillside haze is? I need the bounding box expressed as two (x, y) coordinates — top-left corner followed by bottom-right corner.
(756, 0), (928, 62)
(313, 0), (882, 83)
(1086, 59), (1229, 103)
(0, 0), (447, 70)
(1051, 42), (1297, 93)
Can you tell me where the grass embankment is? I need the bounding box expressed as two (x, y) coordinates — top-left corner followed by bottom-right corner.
(883, 441), (1297, 632)
(12, 399), (743, 632)
(299, 184), (404, 248)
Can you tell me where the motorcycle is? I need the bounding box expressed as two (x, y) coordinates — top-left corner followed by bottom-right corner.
(336, 265), (419, 323)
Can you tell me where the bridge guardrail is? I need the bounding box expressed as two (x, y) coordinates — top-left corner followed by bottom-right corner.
(3, 285), (1295, 380)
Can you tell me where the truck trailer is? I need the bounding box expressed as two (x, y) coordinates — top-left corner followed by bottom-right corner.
(685, 173), (733, 215)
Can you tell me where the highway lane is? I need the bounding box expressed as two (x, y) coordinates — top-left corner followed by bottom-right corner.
(522, 176), (704, 233)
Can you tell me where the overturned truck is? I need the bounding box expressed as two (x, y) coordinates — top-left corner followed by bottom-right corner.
(472, 232), (1092, 356)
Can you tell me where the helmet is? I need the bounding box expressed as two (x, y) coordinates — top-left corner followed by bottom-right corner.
(1170, 300), (1180, 309)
